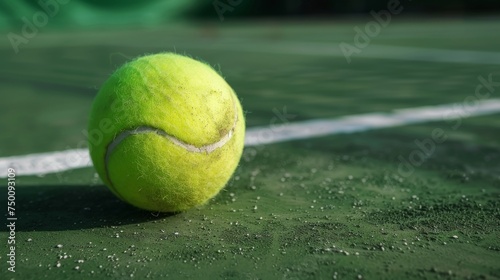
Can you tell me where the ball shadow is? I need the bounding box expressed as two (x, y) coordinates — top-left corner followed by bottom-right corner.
(1, 184), (174, 231)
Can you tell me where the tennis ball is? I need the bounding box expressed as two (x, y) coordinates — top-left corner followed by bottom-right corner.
(88, 53), (245, 212)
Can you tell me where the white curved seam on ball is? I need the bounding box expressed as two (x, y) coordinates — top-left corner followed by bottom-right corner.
(104, 95), (239, 170)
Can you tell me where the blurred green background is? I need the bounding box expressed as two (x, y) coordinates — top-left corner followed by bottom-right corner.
(1, 0), (500, 30)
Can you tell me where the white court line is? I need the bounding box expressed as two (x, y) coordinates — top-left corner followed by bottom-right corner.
(358, 44), (500, 65)
(5, 34), (500, 65)
(1, 99), (500, 178)
(190, 41), (500, 65)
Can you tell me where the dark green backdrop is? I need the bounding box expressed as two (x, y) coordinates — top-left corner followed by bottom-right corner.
(1, 0), (499, 30)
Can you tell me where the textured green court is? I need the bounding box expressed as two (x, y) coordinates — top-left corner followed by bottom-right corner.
(1, 18), (499, 279)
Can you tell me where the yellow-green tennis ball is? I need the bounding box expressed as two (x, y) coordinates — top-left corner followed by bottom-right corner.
(88, 53), (245, 212)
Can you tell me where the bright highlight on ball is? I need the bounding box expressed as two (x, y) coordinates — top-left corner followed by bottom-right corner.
(88, 53), (245, 212)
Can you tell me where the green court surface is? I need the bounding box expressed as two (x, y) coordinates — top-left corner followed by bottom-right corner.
(1, 18), (500, 279)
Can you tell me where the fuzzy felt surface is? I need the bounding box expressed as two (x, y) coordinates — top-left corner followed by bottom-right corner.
(88, 53), (245, 212)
